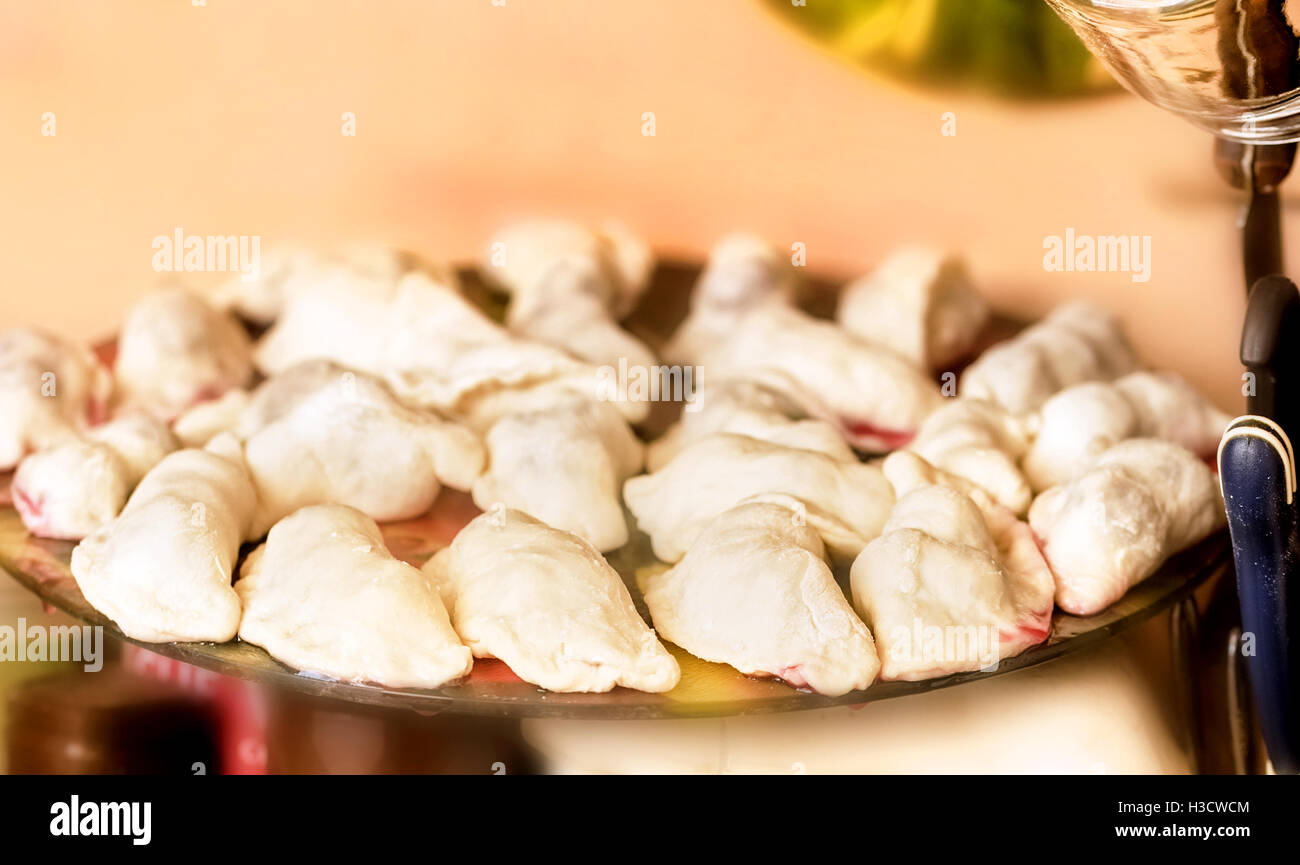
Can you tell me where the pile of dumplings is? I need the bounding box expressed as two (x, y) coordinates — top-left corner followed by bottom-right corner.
(0, 221), (1229, 698)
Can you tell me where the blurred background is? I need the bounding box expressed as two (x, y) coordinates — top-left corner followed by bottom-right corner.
(0, 0), (1267, 410)
(0, 0), (1276, 773)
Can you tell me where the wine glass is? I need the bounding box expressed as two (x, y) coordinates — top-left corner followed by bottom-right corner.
(1045, 0), (1300, 144)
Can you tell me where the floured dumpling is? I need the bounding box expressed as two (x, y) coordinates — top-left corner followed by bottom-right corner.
(382, 275), (647, 429)
(499, 257), (658, 371)
(425, 509), (679, 693)
(237, 505), (472, 689)
(624, 432), (895, 563)
(69, 435), (256, 642)
(13, 412), (178, 540)
(482, 219), (652, 318)
(242, 367), (484, 537)
(1028, 439), (1225, 616)
(172, 388), (252, 448)
(0, 328), (111, 470)
(665, 238), (942, 451)
(213, 243), (408, 325)
(251, 257), (429, 376)
(483, 220), (656, 369)
(252, 268), (615, 420)
(685, 232), (800, 310)
(173, 358), (362, 447)
(837, 246), (989, 370)
(643, 498), (879, 696)
(472, 399), (642, 551)
(646, 377), (854, 471)
(851, 452), (1055, 681)
(960, 301), (1138, 414)
(907, 398), (1033, 514)
(114, 287), (254, 420)
(1022, 371), (1231, 491)
(261, 271), (646, 430)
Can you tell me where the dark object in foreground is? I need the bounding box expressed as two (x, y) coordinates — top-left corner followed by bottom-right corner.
(7, 669), (219, 774)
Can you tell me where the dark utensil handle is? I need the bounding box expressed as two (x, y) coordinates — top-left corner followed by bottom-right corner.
(1219, 419), (1300, 773)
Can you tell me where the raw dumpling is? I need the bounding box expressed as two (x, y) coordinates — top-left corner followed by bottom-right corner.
(685, 233), (799, 311)
(13, 443), (127, 540)
(0, 328), (111, 470)
(13, 412), (178, 539)
(471, 399), (642, 551)
(668, 303), (942, 451)
(173, 358), (361, 447)
(242, 367), (484, 537)
(851, 452), (1055, 681)
(1022, 372), (1231, 491)
(213, 243), (408, 325)
(665, 239), (942, 451)
(236, 505), (472, 689)
(251, 256), (426, 375)
(624, 432), (895, 563)
(837, 246), (989, 370)
(69, 435), (256, 642)
(172, 388), (251, 447)
(290, 272), (649, 430)
(88, 411), (179, 479)
(907, 398), (1033, 514)
(1028, 439), (1225, 616)
(382, 274), (649, 429)
(114, 287), (254, 420)
(501, 257), (658, 371)
(646, 377), (855, 471)
(482, 219), (653, 318)
(960, 301), (1138, 413)
(643, 499), (879, 696)
(483, 220), (656, 369)
(1116, 371), (1230, 452)
(425, 508), (679, 693)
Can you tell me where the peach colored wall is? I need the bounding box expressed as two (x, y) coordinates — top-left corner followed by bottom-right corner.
(0, 0), (1278, 409)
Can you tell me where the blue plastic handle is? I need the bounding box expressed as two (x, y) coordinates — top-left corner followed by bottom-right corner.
(1220, 421), (1299, 773)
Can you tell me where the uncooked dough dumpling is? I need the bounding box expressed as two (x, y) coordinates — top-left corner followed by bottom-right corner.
(425, 508), (679, 693)
(13, 443), (127, 540)
(665, 238), (942, 451)
(13, 412), (178, 540)
(624, 432), (895, 563)
(837, 246), (989, 370)
(242, 367), (485, 537)
(483, 219), (653, 318)
(1022, 371), (1231, 492)
(643, 499), (880, 696)
(357, 273), (648, 430)
(236, 505), (472, 689)
(483, 220), (656, 369)
(960, 301), (1138, 413)
(1114, 371), (1230, 454)
(503, 257), (658, 371)
(0, 328), (111, 470)
(646, 377), (855, 471)
(254, 269), (623, 429)
(1028, 438), (1225, 616)
(851, 452), (1055, 681)
(907, 398), (1033, 514)
(172, 388), (251, 447)
(69, 434), (256, 642)
(471, 399), (642, 551)
(114, 287), (254, 420)
(251, 255), (427, 376)
(213, 243), (408, 325)
(173, 358), (362, 447)
(687, 233), (799, 311)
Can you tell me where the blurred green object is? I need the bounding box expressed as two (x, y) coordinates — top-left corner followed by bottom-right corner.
(766, 0), (1113, 98)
